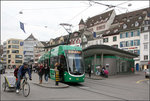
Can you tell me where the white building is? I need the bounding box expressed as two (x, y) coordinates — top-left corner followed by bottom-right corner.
(81, 7), (150, 71)
(23, 34), (39, 63)
(140, 19), (150, 70)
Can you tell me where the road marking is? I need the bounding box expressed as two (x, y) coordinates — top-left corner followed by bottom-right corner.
(136, 79), (149, 84)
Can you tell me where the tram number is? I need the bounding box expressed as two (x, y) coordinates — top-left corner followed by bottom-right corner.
(76, 78), (79, 80)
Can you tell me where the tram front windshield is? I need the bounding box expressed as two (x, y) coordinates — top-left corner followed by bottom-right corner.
(66, 53), (84, 75)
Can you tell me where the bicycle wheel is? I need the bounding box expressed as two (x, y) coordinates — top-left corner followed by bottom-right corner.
(22, 82), (30, 97)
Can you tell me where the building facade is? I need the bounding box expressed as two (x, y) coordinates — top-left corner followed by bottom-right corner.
(140, 18), (150, 70)
(3, 38), (24, 68)
(23, 34), (38, 64)
(34, 41), (47, 64)
(79, 7), (150, 71)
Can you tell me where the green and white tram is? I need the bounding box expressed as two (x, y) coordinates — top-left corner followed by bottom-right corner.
(39, 45), (85, 83)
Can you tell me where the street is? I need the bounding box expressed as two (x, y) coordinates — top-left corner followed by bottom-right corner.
(0, 70), (149, 100)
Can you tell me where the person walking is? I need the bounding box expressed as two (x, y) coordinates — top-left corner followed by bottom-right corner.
(88, 65), (91, 77)
(38, 64), (44, 84)
(54, 62), (59, 85)
(44, 64), (50, 83)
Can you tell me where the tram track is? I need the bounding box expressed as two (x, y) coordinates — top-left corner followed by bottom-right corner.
(85, 79), (148, 92)
(67, 83), (128, 101)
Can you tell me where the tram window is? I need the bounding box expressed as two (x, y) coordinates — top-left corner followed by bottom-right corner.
(60, 55), (67, 71)
(50, 56), (58, 69)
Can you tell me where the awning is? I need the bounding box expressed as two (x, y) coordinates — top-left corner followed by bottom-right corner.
(83, 45), (138, 58)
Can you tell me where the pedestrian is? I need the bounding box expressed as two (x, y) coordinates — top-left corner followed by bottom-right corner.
(104, 69), (109, 78)
(101, 66), (105, 76)
(14, 65), (20, 81)
(54, 62), (59, 85)
(44, 64), (50, 83)
(88, 65), (91, 77)
(38, 64), (44, 84)
(58, 63), (64, 81)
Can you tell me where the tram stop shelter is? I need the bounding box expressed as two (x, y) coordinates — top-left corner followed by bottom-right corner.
(83, 45), (139, 75)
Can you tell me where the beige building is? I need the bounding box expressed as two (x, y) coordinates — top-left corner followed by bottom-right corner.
(3, 38), (24, 68)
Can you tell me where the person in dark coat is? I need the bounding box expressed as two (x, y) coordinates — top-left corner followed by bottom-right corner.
(44, 64), (50, 83)
(38, 64), (44, 84)
(88, 65), (91, 77)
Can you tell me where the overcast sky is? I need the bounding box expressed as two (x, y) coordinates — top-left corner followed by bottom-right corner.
(1, 1), (149, 44)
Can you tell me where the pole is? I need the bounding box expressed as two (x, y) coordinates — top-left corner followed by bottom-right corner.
(60, 23), (72, 45)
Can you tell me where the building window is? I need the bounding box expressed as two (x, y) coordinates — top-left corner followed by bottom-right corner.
(126, 32), (128, 38)
(12, 45), (19, 49)
(12, 50), (19, 53)
(12, 40), (19, 44)
(138, 16), (142, 19)
(123, 24), (127, 29)
(8, 40), (11, 44)
(8, 45), (11, 48)
(144, 26), (148, 31)
(130, 40), (134, 46)
(120, 41), (126, 47)
(15, 60), (22, 63)
(134, 30), (140, 36)
(7, 50), (10, 53)
(96, 25), (105, 30)
(8, 55), (11, 58)
(144, 43), (148, 50)
(144, 55), (148, 60)
(120, 33), (122, 38)
(131, 32), (134, 37)
(126, 41), (129, 47)
(120, 42), (123, 47)
(8, 60), (11, 63)
(135, 21), (139, 27)
(144, 34), (148, 40)
(134, 40), (140, 46)
(137, 30), (140, 36)
(145, 20), (150, 25)
(103, 38), (108, 43)
(127, 19), (130, 22)
(15, 55), (22, 59)
(113, 36), (117, 42)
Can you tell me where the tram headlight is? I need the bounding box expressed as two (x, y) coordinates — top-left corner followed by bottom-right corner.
(69, 78), (71, 80)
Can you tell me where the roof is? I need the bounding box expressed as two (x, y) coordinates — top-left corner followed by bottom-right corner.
(83, 45), (138, 58)
(79, 19), (85, 25)
(112, 7), (150, 25)
(100, 8), (150, 37)
(40, 41), (48, 47)
(86, 10), (114, 28)
(24, 34), (37, 41)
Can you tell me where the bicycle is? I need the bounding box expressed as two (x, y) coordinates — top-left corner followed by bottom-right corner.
(2, 76), (30, 97)
(17, 76), (30, 97)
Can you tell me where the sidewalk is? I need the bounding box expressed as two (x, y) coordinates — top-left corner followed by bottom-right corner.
(31, 73), (69, 88)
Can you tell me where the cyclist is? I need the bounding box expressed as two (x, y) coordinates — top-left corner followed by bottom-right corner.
(16, 62), (32, 93)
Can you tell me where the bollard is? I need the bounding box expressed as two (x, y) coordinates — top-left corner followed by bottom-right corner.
(55, 70), (59, 86)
